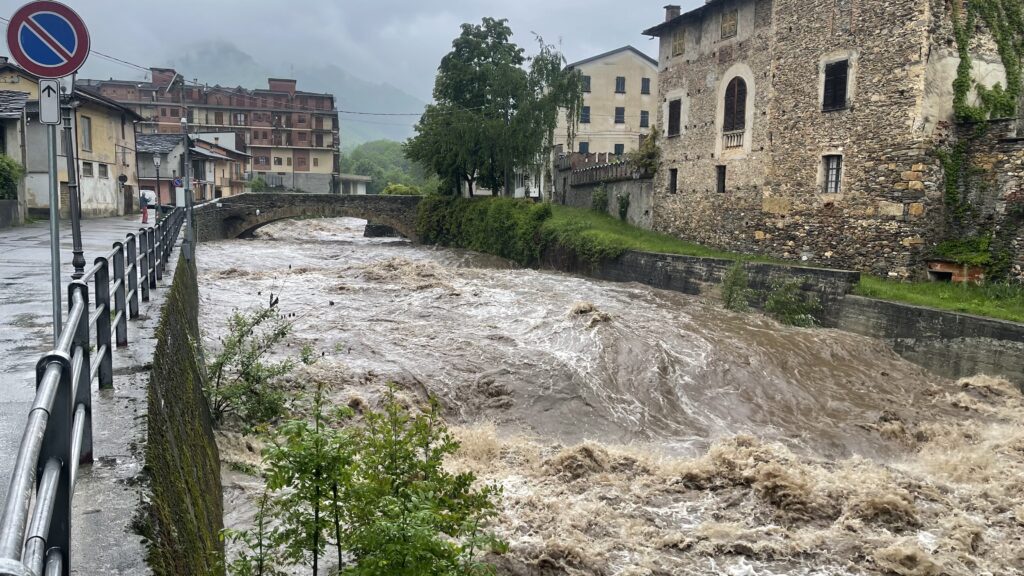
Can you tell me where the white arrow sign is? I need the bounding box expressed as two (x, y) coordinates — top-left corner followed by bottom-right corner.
(38, 79), (60, 125)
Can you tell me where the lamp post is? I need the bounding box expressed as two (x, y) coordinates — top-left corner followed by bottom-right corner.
(153, 155), (162, 222)
(61, 90), (86, 280)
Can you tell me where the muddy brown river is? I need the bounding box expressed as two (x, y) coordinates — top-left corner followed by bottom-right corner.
(198, 218), (1024, 576)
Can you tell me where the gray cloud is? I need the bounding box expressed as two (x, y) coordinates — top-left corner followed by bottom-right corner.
(22, 0), (701, 105)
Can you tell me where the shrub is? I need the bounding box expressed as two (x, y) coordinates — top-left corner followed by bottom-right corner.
(381, 183), (423, 196)
(416, 195), (553, 266)
(721, 261), (751, 312)
(0, 154), (24, 201)
(206, 302), (307, 427)
(764, 280), (821, 327)
(250, 177), (268, 193)
(591, 185), (608, 214)
(616, 192), (630, 221)
(625, 129), (660, 177)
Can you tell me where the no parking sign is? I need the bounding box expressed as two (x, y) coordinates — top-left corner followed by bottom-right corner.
(6, 1), (90, 79)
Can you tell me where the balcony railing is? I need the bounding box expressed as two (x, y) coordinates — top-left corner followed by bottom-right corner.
(723, 130), (745, 150)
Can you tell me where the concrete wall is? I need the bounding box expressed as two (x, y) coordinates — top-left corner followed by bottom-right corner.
(835, 295), (1024, 386)
(141, 254), (224, 576)
(561, 179), (656, 229)
(0, 199), (17, 228)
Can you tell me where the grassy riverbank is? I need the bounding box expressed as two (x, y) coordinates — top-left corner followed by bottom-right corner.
(854, 276), (1024, 323)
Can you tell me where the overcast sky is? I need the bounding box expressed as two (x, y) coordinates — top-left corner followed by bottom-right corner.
(3, 0), (701, 107)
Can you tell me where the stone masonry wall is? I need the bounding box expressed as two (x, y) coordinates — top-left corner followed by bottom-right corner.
(647, 0), (1011, 278)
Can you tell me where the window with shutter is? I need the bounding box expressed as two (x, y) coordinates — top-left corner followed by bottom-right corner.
(582, 76), (591, 93)
(641, 78), (651, 95)
(640, 111), (650, 128)
(721, 9), (738, 39)
(579, 142), (590, 154)
(614, 144), (625, 156)
(723, 78), (747, 132)
(672, 30), (685, 57)
(615, 77), (626, 94)
(581, 106), (591, 124)
(615, 107), (625, 124)
(668, 99), (682, 136)
(823, 60), (849, 111)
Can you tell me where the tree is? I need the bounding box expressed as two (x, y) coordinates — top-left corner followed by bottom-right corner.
(406, 18), (581, 196)
(343, 140), (438, 195)
(0, 154), (24, 201)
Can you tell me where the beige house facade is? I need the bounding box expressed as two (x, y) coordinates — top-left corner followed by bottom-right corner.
(554, 46), (659, 157)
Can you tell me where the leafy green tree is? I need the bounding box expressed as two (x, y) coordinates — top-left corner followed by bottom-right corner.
(342, 140), (438, 195)
(0, 154), (24, 201)
(406, 18), (581, 196)
(626, 129), (660, 177)
(721, 261), (752, 312)
(221, 490), (286, 576)
(249, 177), (268, 193)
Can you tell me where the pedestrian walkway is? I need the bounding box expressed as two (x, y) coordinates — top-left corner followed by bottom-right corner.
(0, 214), (176, 574)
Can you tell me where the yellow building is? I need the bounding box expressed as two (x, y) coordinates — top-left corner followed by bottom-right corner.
(554, 46), (659, 157)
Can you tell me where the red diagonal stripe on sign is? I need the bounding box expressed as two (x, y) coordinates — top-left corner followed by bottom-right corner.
(22, 15), (74, 63)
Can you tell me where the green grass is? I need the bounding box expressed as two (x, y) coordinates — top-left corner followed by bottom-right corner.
(542, 205), (780, 264)
(855, 276), (1024, 323)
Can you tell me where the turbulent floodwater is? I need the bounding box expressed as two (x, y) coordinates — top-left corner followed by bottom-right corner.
(198, 218), (1024, 576)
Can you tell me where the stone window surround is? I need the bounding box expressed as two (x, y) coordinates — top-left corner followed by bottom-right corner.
(818, 49), (859, 113)
(714, 63), (756, 159)
(816, 147), (846, 201)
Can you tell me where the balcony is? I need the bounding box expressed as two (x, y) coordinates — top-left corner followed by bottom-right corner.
(723, 130), (744, 150)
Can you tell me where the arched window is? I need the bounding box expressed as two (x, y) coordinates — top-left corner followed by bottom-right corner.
(723, 77), (747, 132)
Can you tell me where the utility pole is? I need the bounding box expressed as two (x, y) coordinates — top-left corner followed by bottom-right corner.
(62, 89), (85, 280)
(154, 155), (162, 222)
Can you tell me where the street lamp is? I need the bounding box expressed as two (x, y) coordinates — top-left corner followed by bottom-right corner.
(153, 155), (162, 222)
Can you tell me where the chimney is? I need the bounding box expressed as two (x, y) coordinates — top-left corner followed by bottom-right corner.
(664, 4), (680, 21)
(0, 56), (7, 64)
(214, 136), (220, 146)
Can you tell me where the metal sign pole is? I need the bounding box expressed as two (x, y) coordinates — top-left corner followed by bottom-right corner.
(46, 123), (61, 343)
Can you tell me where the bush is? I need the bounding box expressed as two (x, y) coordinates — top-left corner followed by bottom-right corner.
(416, 195), (553, 266)
(764, 280), (821, 327)
(721, 261), (751, 312)
(0, 154), (24, 201)
(228, 385), (504, 576)
(616, 192), (630, 221)
(206, 302), (309, 427)
(250, 177), (268, 193)
(591, 185), (608, 214)
(380, 183), (423, 196)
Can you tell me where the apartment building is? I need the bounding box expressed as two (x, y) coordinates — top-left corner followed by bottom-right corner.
(81, 68), (341, 194)
(553, 46), (659, 157)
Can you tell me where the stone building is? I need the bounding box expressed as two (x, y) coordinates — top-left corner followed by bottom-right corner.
(554, 46), (660, 157)
(643, 0), (1022, 277)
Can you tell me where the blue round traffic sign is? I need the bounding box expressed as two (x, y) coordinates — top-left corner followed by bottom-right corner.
(173, 178), (183, 187)
(6, 1), (90, 79)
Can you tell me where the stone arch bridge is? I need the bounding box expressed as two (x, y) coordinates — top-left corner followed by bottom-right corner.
(193, 193), (422, 242)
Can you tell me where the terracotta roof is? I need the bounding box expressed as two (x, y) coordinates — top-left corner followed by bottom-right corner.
(643, 0), (726, 37)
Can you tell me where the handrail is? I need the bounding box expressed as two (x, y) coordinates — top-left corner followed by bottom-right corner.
(0, 208), (185, 576)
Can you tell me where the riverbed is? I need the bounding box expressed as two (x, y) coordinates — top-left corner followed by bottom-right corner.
(198, 218), (1024, 576)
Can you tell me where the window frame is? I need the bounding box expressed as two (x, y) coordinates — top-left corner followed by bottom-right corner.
(614, 107), (626, 124)
(80, 115), (92, 151)
(669, 168), (678, 194)
(823, 155), (843, 194)
(615, 77), (626, 94)
(98, 163), (108, 178)
(582, 75), (591, 93)
(721, 9), (738, 39)
(614, 143), (625, 156)
(723, 77), (747, 133)
(671, 29), (685, 57)
(578, 141), (590, 154)
(581, 106), (591, 124)
(716, 165), (727, 193)
(82, 161), (94, 177)
(640, 110), (650, 128)
(667, 99), (682, 137)
(822, 59), (850, 112)
(641, 78), (651, 95)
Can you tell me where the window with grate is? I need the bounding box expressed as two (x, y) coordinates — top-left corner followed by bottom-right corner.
(823, 60), (849, 111)
(615, 77), (626, 94)
(723, 78), (747, 132)
(98, 164), (108, 178)
(668, 99), (682, 136)
(82, 162), (94, 177)
(615, 107), (625, 124)
(823, 155), (843, 194)
(581, 106), (591, 124)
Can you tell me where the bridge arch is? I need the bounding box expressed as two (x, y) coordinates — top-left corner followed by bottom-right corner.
(194, 193), (422, 242)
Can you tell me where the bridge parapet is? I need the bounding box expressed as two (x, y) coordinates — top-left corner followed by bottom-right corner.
(194, 193), (422, 242)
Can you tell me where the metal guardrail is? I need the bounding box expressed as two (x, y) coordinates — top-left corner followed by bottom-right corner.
(0, 208), (186, 576)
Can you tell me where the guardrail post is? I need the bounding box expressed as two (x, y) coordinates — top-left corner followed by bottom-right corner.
(146, 227), (157, 289)
(138, 229), (150, 303)
(32, 348), (72, 576)
(92, 258), (113, 390)
(154, 221), (164, 282)
(69, 282), (93, 466)
(125, 233), (140, 316)
(111, 242), (128, 347)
